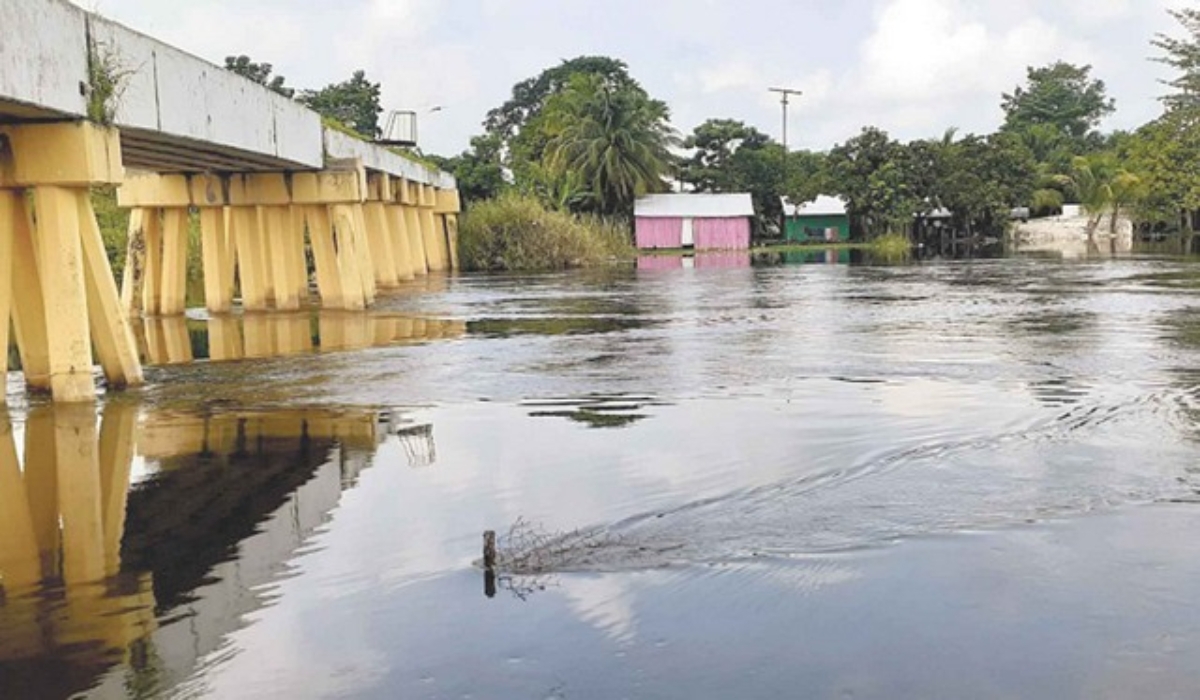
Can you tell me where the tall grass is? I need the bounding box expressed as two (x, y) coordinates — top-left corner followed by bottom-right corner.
(869, 232), (912, 262)
(458, 194), (632, 272)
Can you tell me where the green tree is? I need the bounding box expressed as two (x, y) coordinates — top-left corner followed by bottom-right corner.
(1154, 8), (1200, 114)
(428, 134), (508, 206)
(1001, 62), (1115, 144)
(679, 119), (784, 235)
(1127, 112), (1200, 232)
(224, 55), (294, 97)
(485, 56), (638, 145)
(485, 57), (643, 182)
(680, 119), (772, 190)
(1070, 153), (1144, 237)
(299, 70), (383, 138)
(825, 127), (916, 239)
(542, 73), (677, 216)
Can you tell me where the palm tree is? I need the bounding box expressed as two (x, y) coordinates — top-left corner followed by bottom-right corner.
(543, 74), (678, 216)
(1071, 154), (1144, 237)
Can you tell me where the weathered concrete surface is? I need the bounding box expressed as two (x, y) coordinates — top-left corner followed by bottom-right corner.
(0, 0), (89, 118)
(0, 0), (455, 187)
(324, 129), (457, 189)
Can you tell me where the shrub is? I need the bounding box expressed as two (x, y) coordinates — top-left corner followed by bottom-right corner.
(458, 193), (632, 271)
(869, 232), (912, 261)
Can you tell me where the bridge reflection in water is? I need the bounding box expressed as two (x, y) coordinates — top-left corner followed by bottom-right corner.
(0, 402), (434, 698)
(132, 312), (466, 366)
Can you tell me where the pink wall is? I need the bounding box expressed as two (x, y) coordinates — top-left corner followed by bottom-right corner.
(635, 217), (683, 249)
(694, 217), (751, 250)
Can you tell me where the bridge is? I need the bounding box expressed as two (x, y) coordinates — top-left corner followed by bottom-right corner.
(0, 0), (463, 402)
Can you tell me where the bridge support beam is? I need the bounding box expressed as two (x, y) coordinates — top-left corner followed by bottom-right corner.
(0, 122), (144, 402)
(400, 181), (429, 277)
(434, 187), (462, 272)
(120, 169), (376, 314)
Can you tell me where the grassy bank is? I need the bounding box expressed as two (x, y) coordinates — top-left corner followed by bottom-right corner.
(458, 194), (633, 272)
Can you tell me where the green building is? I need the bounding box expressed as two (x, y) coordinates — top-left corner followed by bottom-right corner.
(783, 195), (850, 243)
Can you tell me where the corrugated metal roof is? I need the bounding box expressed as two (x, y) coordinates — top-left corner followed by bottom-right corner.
(635, 193), (755, 218)
(782, 195), (847, 217)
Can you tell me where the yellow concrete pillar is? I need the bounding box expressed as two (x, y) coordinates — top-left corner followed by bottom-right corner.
(159, 209), (189, 316)
(350, 205), (378, 304)
(1, 122), (137, 401)
(141, 208), (164, 316)
(231, 207), (269, 311)
(405, 206), (429, 276)
(53, 404), (106, 585)
(119, 208), (150, 317)
(9, 195), (51, 391)
(331, 204), (373, 308)
(445, 214), (461, 271)
(256, 207), (278, 306)
(78, 195), (144, 389)
(0, 192), (14, 401)
(0, 414), (40, 590)
(33, 186), (95, 402)
(305, 206), (348, 310)
(263, 206), (300, 311)
(364, 202), (399, 287)
(387, 204), (415, 281)
(288, 206), (311, 303)
(434, 188), (462, 272)
(200, 208), (235, 313)
(420, 206), (446, 272)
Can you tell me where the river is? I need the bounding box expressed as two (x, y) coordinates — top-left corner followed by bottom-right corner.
(4, 252), (1200, 699)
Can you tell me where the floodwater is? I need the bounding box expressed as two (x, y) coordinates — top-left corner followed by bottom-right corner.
(5, 252), (1200, 698)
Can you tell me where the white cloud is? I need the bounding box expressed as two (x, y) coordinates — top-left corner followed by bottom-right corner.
(72, 0), (1187, 154)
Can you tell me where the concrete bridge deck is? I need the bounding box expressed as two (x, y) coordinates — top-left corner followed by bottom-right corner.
(0, 0), (464, 403)
(0, 0), (454, 186)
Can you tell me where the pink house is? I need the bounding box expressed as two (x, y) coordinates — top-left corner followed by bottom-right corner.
(634, 194), (754, 250)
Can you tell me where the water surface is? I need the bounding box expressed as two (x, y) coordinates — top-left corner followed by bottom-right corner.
(4, 256), (1200, 698)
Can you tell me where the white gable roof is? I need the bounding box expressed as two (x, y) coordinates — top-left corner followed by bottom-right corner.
(783, 195), (847, 217)
(635, 193), (755, 218)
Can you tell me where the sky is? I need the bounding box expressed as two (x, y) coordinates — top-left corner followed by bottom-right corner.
(79, 0), (1191, 156)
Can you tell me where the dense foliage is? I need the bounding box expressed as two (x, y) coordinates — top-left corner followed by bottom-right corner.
(458, 194), (632, 271)
(298, 70), (383, 139)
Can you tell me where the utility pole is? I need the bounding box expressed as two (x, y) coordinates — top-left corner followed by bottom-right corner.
(769, 87), (802, 238)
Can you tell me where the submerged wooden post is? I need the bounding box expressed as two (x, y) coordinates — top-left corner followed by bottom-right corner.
(483, 529), (497, 599)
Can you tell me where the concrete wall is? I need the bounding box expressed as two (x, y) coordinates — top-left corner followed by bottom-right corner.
(0, 0), (453, 186)
(0, 0), (89, 117)
(88, 14), (323, 169)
